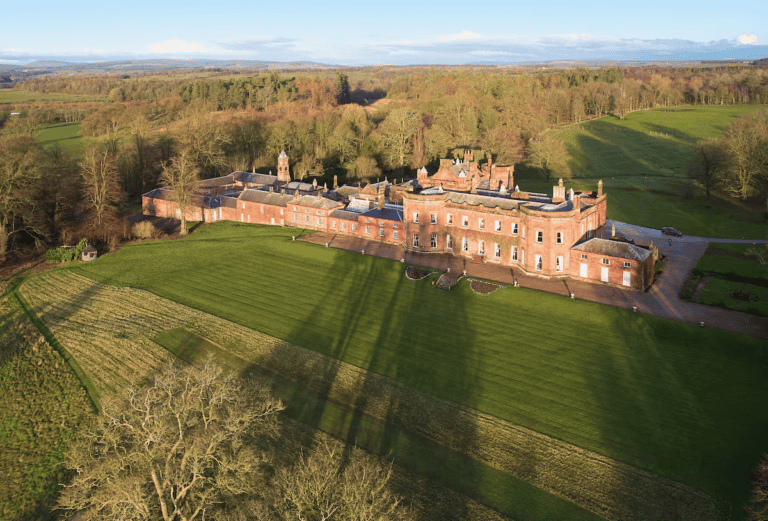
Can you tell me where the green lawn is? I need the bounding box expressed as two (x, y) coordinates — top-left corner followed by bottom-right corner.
(37, 122), (83, 151)
(0, 89), (108, 105)
(537, 105), (768, 238)
(71, 223), (768, 519)
(155, 328), (600, 521)
(696, 243), (768, 281)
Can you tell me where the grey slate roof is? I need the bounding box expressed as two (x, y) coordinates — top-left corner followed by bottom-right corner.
(293, 195), (343, 210)
(238, 189), (294, 207)
(445, 192), (522, 211)
(572, 238), (652, 262)
(335, 185), (360, 197)
(361, 206), (404, 222)
(234, 172), (279, 186)
(284, 181), (316, 192)
(329, 209), (360, 221)
(345, 198), (375, 213)
(195, 174), (236, 188)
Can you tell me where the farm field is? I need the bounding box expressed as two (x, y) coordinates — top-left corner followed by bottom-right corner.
(0, 295), (91, 521)
(538, 105), (768, 238)
(37, 122), (83, 151)
(0, 89), (108, 105)
(70, 223), (768, 519)
(19, 271), (591, 521)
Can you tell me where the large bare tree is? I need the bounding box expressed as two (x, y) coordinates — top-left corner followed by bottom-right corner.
(0, 135), (41, 262)
(377, 108), (419, 173)
(720, 111), (768, 201)
(159, 148), (200, 236)
(58, 358), (284, 521)
(273, 442), (409, 521)
(80, 146), (124, 237)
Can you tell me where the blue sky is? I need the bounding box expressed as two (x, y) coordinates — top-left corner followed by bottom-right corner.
(2, 0), (767, 64)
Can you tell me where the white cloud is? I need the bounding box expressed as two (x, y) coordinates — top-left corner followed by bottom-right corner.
(146, 39), (212, 54)
(737, 34), (758, 44)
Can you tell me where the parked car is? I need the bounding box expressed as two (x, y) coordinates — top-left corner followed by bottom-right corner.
(661, 227), (683, 237)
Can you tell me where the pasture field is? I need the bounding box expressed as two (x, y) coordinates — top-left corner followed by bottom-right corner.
(20, 271), (588, 521)
(539, 105), (768, 238)
(0, 89), (108, 106)
(37, 122), (83, 151)
(70, 223), (768, 519)
(0, 295), (91, 521)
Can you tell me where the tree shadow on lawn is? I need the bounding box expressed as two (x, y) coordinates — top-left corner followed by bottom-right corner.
(264, 244), (492, 519)
(569, 122), (692, 178)
(581, 307), (768, 520)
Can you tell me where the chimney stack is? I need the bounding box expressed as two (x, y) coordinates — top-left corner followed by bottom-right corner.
(470, 175), (478, 194)
(559, 178), (564, 187)
(598, 179), (603, 197)
(252, 165), (255, 173)
(377, 195), (385, 210)
(369, 200), (375, 210)
(312, 178), (318, 190)
(333, 175), (338, 189)
(611, 222), (616, 238)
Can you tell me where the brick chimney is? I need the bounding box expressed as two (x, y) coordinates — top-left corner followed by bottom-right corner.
(573, 193), (581, 210)
(377, 195), (385, 210)
(333, 175), (338, 189)
(470, 175), (479, 194)
(369, 200), (375, 210)
(598, 179), (603, 197)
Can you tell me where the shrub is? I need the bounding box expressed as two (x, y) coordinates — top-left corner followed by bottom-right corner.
(132, 221), (154, 239)
(44, 238), (88, 263)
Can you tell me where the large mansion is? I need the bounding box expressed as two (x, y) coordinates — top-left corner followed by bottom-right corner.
(143, 151), (655, 290)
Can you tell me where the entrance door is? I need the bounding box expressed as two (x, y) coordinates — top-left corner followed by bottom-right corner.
(601, 267), (609, 282)
(623, 271), (631, 287)
(580, 263), (588, 278)
(271, 217), (275, 225)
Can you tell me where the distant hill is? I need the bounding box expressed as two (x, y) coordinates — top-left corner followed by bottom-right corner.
(753, 57), (768, 66)
(0, 58), (337, 77)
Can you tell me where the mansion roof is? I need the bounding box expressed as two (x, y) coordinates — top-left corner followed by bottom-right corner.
(572, 238), (652, 262)
(238, 189), (294, 207)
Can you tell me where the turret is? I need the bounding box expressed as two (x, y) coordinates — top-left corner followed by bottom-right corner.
(277, 150), (291, 183)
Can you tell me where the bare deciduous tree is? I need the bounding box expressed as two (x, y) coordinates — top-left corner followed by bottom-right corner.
(80, 146), (124, 238)
(377, 108), (419, 173)
(58, 358), (284, 521)
(160, 148), (200, 236)
(273, 443), (409, 521)
(720, 111), (768, 201)
(0, 135), (41, 262)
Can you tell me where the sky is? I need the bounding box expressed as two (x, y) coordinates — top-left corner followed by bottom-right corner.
(2, 0), (768, 65)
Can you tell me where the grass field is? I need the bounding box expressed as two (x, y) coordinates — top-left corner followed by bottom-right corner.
(685, 243), (768, 316)
(69, 223), (768, 519)
(536, 105), (768, 238)
(0, 90), (108, 105)
(36, 122), (83, 151)
(0, 295), (91, 521)
(20, 271), (592, 521)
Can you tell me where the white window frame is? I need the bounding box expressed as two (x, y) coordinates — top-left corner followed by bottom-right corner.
(332, 220), (337, 229)
(462, 237), (468, 252)
(535, 254), (543, 271)
(511, 223), (518, 235)
(494, 243), (500, 258)
(511, 246), (518, 261)
(413, 233), (419, 248)
(430, 213), (437, 224)
(446, 235), (452, 249)
(380, 228), (384, 237)
(623, 261), (631, 268)
(556, 256), (563, 272)
(581, 253), (587, 260)
(342, 221), (347, 230)
(393, 231), (399, 240)
(462, 215), (469, 227)
(413, 212), (419, 223)
(352, 223), (356, 231)
(536, 231), (543, 243)
(602, 258), (610, 266)
(478, 240), (485, 255)
(365, 226), (370, 235)
(494, 220), (501, 232)
(556, 232), (563, 244)
(479, 218), (485, 230)
(430, 233), (437, 249)
(447, 213), (453, 225)
(522, 226), (526, 239)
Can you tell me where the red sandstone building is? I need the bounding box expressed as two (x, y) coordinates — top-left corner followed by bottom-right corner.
(143, 151), (655, 290)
